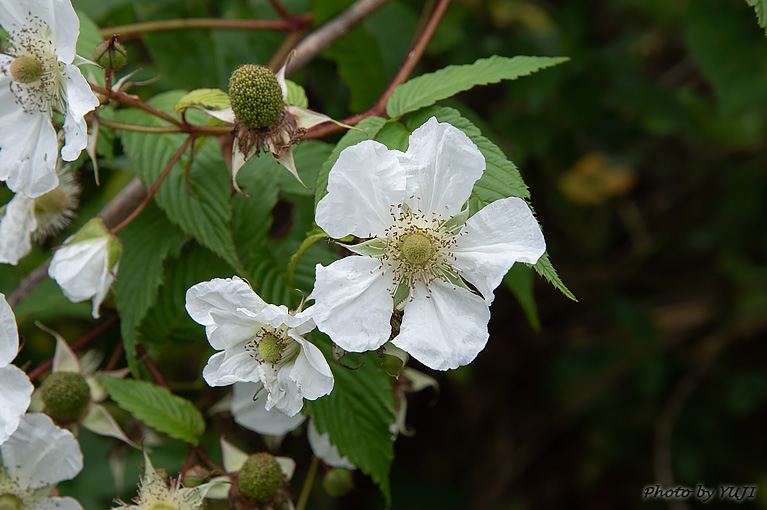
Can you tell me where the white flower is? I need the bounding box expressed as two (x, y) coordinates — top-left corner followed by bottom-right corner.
(0, 413), (84, 510)
(0, 167), (79, 265)
(185, 277), (334, 417)
(0, 0), (100, 198)
(112, 451), (207, 510)
(313, 117), (546, 370)
(0, 294), (34, 445)
(48, 217), (122, 319)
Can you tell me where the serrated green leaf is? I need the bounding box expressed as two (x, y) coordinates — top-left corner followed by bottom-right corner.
(327, 25), (386, 112)
(173, 88), (230, 112)
(375, 120), (410, 152)
(532, 252), (577, 302)
(285, 79), (308, 108)
(115, 202), (189, 375)
(747, 0), (767, 34)
(118, 91), (245, 274)
(404, 106), (530, 202)
(387, 55), (570, 118)
(504, 264), (541, 330)
(140, 242), (235, 346)
(98, 376), (205, 445)
(306, 338), (394, 505)
(315, 116), (387, 209)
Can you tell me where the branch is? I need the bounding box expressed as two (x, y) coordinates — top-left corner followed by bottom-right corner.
(302, 0), (451, 139)
(8, 179), (147, 309)
(91, 84), (185, 127)
(96, 116), (231, 136)
(98, 15), (311, 38)
(112, 135), (195, 233)
(286, 0), (392, 73)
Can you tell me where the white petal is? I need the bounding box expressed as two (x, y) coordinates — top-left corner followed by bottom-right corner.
(60, 63), (100, 161)
(0, 192), (36, 265)
(315, 140), (407, 239)
(454, 197), (545, 303)
(260, 360), (303, 416)
(0, 293), (20, 366)
(312, 256), (394, 352)
(0, 108), (59, 198)
(48, 238), (109, 302)
(232, 382), (306, 436)
(393, 280), (490, 370)
(253, 303), (313, 331)
(0, 1), (29, 31)
(307, 420), (355, 470)
(0, 365), (33, 444)
(185, 277), (266, 351)
(49, 0), (81, 64)
(35, 496), (84, 510)
(202, 349), (261, 387)
(1, 413), (83, 488)
(290, 336), (333, 400)
(398, 117), (485, 219)
(89, 260), (118, 319)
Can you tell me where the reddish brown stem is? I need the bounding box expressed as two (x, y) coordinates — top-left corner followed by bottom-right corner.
(304, 0), (451, 139)
(104, 338), (125, 371)
(27, 316), (121, 380)
(136, 344), (168, 388)
(268, 0), (293, 19)
(98, 15), (312, 38)
(90, 83), (185, 127)
(111, 135), (195, 233)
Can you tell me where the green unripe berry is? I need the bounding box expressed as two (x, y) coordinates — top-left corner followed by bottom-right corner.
(0, 494), (25, 510)
(41, 372), (91, 423)
(92, 40), (127, 71)
(323, 468), (355, 497)
(10, 55), (43, 83)
(229, 64), (284, 129)
(237, 452), (282, 503)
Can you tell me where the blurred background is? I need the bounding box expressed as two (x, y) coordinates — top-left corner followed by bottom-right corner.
(4, 0), (767, 508)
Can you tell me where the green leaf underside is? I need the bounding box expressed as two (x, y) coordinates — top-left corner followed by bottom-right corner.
(285, 79), (309, 108)
(314, 116), (387, 209)
(115, 202), (189, 375)
(173, 88), (230, 112)
(117, 91), (245, 274)
(386, 55), (570, 118)
(306, 339), (395, 505)
(504, 264), (541, 330)
(403, 106), (530, 202)
(98, 376), (205, 445)
(532, 252), (577, 301)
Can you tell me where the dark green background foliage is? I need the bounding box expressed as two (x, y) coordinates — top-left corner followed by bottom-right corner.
(3, 0), (767, 508)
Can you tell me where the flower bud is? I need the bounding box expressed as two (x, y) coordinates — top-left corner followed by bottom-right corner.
(237, 452), (282, 503)
(228, 64), (284, 129)
(41, 371), (90, 423)
(322, 468), (354, 497)
(92, 40), (127, 71)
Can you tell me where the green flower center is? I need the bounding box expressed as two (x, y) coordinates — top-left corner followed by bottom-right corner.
(0, 494), (24, 510)
(258, 334), (284, 364)
(9, 55), (43, 84)
(146, 503), (177, 510)
(399, 232), (434, 266)
(41, 371), (91, 423)
(228, 64), (284, 129)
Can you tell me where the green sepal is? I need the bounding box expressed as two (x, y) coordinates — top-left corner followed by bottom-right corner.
(341, 238), (386, 257)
